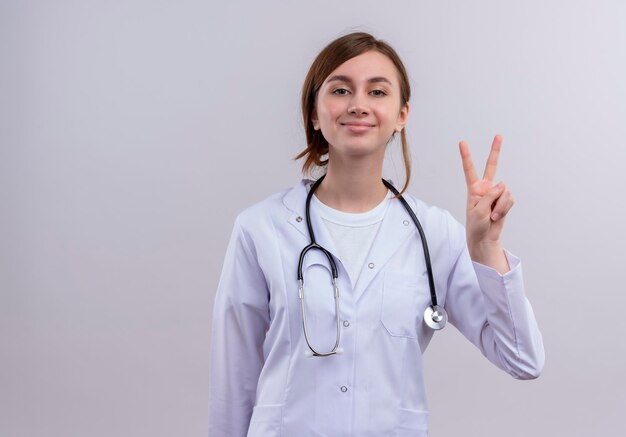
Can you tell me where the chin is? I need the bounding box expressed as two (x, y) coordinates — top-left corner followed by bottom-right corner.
(335, 143), (384, 158)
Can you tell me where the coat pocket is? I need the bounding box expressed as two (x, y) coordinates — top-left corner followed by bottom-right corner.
(395, 407), (429, 436)
(247, 404), (283, 437)
(380, 271), (428, 339)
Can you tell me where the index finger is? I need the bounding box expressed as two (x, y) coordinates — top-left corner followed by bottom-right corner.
(483, 134), (503, 182)
(459, 140), (478, 186)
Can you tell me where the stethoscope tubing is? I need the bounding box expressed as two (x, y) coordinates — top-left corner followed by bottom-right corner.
(381, 179), (439, 308)
(297, 176), (338, 281)
(297, 176), (446, 357)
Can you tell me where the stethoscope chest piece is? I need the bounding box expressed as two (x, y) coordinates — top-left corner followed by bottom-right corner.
(424, 305), (448, 330)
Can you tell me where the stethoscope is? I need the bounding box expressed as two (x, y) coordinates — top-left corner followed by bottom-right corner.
(297, 175), (448, 357)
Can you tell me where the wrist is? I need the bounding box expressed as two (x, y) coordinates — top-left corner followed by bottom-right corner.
(468, 240), (505, 267)
(468, 238), (501, 252)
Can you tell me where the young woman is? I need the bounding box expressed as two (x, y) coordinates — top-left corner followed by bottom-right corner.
(208, 32), (544, 437)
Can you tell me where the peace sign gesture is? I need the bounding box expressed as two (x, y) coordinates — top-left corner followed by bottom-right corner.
(459, 134), (515, 251)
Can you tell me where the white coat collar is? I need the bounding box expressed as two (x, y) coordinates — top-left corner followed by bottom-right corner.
(282, 179), (341, 270)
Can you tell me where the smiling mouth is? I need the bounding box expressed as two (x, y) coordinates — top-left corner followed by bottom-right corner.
(341, 123), (375, 133)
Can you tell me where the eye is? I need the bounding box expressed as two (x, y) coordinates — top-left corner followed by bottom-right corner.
(332, 88), (349, 95)
(370, 89), (387, 97)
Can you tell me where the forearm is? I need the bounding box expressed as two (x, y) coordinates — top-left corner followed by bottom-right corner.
(471, 250), (545, 379)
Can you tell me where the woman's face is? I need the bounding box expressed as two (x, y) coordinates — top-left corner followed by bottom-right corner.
(312, 50), (409, 160)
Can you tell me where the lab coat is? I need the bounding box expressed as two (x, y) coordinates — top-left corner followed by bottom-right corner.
(208, 179), (544, 437)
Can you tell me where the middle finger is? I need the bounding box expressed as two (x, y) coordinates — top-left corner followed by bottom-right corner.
(483, 134), (503, 182)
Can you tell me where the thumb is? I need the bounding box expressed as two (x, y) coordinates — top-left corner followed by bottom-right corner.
(475, 182), (505, 216)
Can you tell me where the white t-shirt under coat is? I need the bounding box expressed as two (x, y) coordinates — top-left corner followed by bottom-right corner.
(311, 190), (393, 287)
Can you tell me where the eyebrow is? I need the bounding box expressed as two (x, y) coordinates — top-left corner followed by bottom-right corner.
(325, 75), (393, 86)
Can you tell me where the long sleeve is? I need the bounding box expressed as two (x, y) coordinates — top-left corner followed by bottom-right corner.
(208, 217), (270, 437)
(444, 217), (545, 380)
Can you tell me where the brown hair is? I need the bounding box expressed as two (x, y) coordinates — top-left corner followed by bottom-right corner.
(295, 32), (412, 195)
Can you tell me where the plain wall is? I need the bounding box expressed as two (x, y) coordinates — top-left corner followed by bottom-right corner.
(1, 0), (625, 435)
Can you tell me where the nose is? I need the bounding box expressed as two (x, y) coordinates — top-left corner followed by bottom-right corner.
(348, 92), (369, 116)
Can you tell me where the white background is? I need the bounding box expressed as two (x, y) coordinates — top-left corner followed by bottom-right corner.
(1, 0), (625, 435)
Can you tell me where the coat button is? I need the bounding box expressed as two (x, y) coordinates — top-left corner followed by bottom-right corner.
(340, 385), (348, 392)
(296, 216), (303, 222)
(368, 262), (375, 269)
(343, 320), (350, 327)
(403, 220), (409, 226)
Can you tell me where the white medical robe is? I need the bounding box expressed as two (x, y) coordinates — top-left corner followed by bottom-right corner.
(208, 179), (545, 437)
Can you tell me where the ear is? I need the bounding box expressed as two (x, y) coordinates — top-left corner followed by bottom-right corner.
(395, 102), (410, 133)
(311, 107), (320, 130)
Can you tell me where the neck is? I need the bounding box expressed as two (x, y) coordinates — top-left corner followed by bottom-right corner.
(315, 152), (388, 213)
